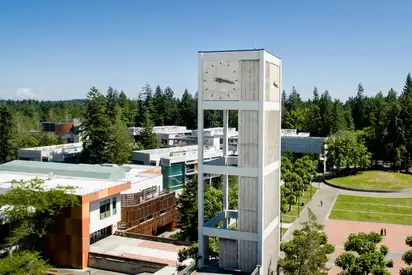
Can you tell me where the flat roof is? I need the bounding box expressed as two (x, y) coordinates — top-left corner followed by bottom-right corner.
(90, 235), (186, 266)
(0, 171), (128, 196)
(0, 160), (126, 180)
(19, 142), (83, 151)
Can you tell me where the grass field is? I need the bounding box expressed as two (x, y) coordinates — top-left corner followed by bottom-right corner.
(281, 186), (318, 224)
(281, 227), (288, 236)
(329, 194), (412, 225)
(329, 170), (412, 191)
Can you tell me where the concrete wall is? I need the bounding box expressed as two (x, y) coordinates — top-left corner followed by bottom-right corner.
(88, 252), (166, 274)
(89, 194), (121, 234)
(237, 60), (260, 273)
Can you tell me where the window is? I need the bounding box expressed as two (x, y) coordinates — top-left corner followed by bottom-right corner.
(147, 215), (153, 220)
(112, 197), (117, 215)
(160, 209), (166, 215)
(139, 218), (146, 224)
(99, 199), (110, 219)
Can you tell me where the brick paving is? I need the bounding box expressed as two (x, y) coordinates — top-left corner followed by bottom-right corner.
(325, 217), (412, 274)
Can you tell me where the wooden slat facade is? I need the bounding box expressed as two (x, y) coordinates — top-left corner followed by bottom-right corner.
(121, 192), (177, 235)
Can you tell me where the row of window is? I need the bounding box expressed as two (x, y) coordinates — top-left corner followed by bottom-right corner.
(99, 196), (117, 220)
(138, 209), (167, 224)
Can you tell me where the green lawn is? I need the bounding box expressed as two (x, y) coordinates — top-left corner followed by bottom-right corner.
(329, 194), (412, 225)
(281, 227), (288, 236)
(329, 170), (412, 191)
(281, 186), (318, 224)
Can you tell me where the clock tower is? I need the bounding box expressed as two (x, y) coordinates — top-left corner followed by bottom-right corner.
(197, 49), (282, 274)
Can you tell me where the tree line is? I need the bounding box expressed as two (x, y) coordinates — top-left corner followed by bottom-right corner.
(2, 72), (412, 168)
(284, 73), (412, 171)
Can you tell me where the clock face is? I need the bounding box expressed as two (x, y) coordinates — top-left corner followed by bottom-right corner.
(266, 62), (280, 102)
(202, 60), (241, 101)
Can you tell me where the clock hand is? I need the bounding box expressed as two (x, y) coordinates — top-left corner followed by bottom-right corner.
(215, 77), (235, 85)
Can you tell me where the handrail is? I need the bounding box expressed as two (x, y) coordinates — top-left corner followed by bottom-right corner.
(250, 265), (261, 275)
(177, 260), (196, 275)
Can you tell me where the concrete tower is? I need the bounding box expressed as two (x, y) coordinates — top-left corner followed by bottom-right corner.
(197, 49), (282, 274)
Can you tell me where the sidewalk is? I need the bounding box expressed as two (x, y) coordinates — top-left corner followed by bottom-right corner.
(282, 183), (338, 242)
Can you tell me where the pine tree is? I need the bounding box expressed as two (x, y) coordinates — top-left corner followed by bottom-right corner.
(106, 86), (120, 121)
(0, 106), (16, 163)
(137, 110), (159, 149)
(177, 175), (198, 241)
(330, 100), (347, 134)
(163, 87), (179, 125)
(153, 85), (166, 126)
(312, 86), (320, 105)
(399, 73), (412, 171)
(179, 89), (197, 129)
(80, 87), (112, 164)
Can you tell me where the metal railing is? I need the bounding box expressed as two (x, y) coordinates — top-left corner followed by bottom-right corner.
(177, 260), (196, 275)
(250, 265), (261, 275)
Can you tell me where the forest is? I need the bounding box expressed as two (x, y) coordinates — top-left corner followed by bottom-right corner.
(0, 73), (411, 169)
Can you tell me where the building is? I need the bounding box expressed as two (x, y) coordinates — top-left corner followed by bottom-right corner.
(0, 160), (173, 270)
(129, 125), (238, 148)
(39, 119), (81, 144)
(0, 160), (131, 269)
(197, 49), (281, 274)
(132, 145), (224, 191)
(119, 164), (178, 235)
(18, 142), (83, 163)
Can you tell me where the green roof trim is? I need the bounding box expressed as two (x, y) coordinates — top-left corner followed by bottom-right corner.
(0, 160), (126, 181)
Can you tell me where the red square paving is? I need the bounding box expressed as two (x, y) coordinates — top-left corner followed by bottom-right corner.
(325, 219), (412, 274)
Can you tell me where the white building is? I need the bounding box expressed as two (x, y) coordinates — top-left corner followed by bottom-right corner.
(18, 143), (83, 163)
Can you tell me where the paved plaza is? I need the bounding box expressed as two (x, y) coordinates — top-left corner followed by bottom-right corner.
(90, 235), (187, 266)
(282, 182), (412, 274)
(325, 219), (411, 274)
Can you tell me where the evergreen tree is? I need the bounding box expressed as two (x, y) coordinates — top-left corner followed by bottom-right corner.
(0, 106), (16, 163)
(153, 85), (166, 126)
(330, 100), (347, 134)
(118, 91), (135, 126)
(399, 73), (412, 170)
(80, 87), (112, 164)
(385, 89), (403, 169)
(106, 86), (120, 120)
(179, 89), (197, 129)
(137, 110), (159, 149)
(312, 86), (320, 105)
(107, 105), (133, 164)
(163, 87), (179, 125)
(318, 90), (334, 136)
(351, 82), (371, 130)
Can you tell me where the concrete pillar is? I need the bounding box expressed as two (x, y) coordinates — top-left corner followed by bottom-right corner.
(223, 110), (229, 229)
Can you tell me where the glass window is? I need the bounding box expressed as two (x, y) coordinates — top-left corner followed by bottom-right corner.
(112, 197), (117, 215)
(147, 215), (153, 220)
(99, 199), (110, 219)
(160, 209), (166, 215)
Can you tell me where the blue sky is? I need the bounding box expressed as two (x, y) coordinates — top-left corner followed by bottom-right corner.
(0, 0), (411, 101)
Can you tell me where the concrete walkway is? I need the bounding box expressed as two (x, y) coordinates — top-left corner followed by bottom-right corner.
(282, 183), (338, 242)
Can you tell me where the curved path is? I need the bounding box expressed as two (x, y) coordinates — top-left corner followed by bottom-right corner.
(281, 182), (412, 242)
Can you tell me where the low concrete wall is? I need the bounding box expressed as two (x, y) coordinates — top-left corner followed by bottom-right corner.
(323, 179), (402, 193)
(89, 252), (166, 274)
(119, 231), (193, 246)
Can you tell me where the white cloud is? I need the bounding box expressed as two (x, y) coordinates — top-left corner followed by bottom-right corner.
(12, 88), (41, 100)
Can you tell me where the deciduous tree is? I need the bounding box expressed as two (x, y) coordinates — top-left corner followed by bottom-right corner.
(335, 232), (393, 275)
(279, 209), (335, 275)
